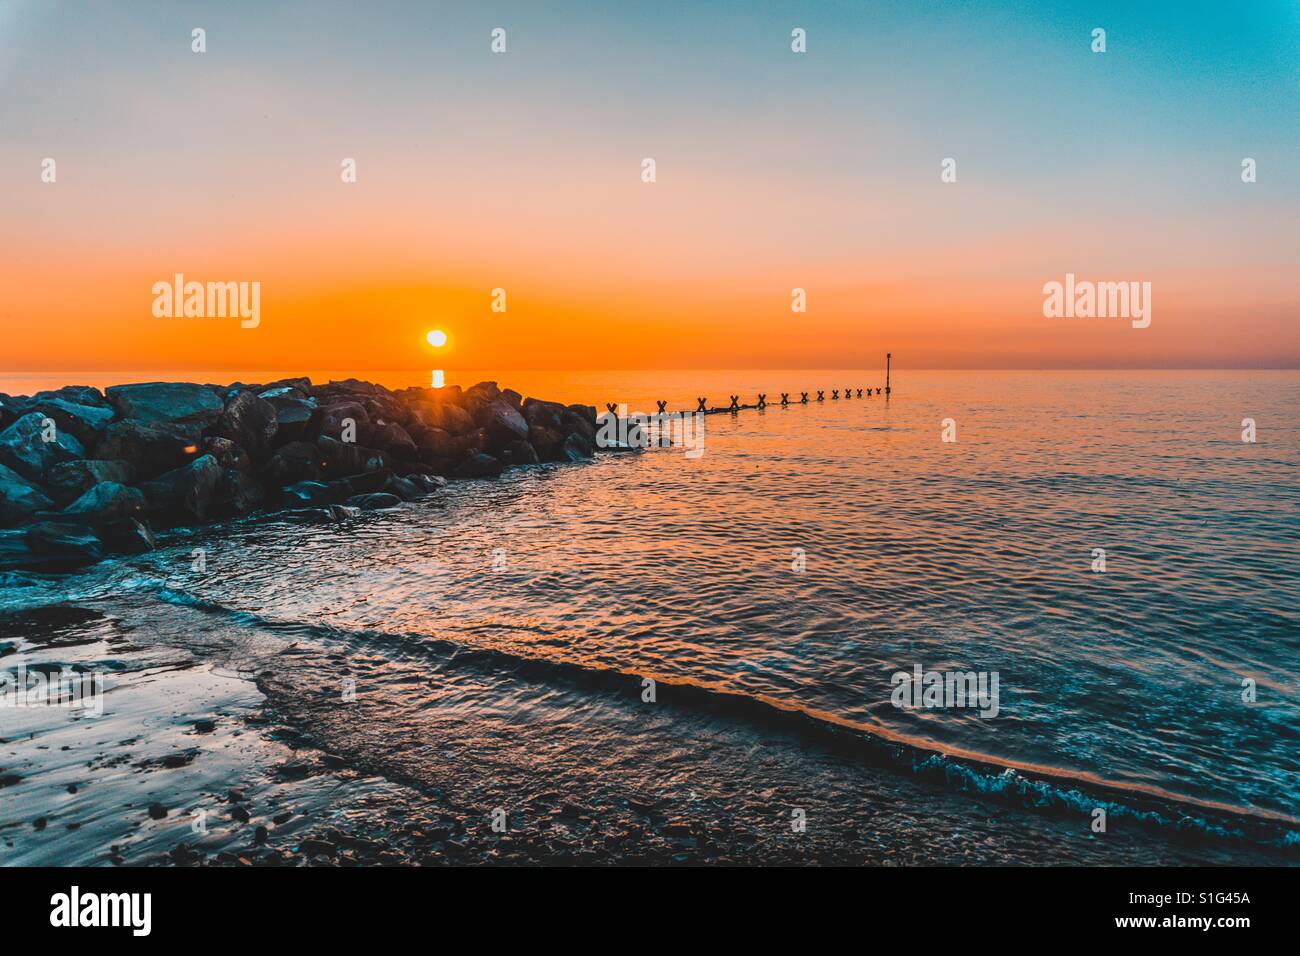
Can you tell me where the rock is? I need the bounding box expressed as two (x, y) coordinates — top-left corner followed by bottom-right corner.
(43, 459), (135, 504)
(259, 388), (315, 439)
(371, 422), (417, 458)
(221, 469), (267, 514)
(0, 462), (54, 525)
(147, 803), (168, 820)
(345, 492), (402, 511)
(408, 474), (447, 493)
(415, 402), (475, 435)
(0, 395), (21, 431)
(258, 441), (324, 485)
(410, 426), (458, 461)
(464, 381), (501, 406)
(453, 453), (504, 479)
(474, 399), (529, 448)
(0, 529), (39, 571)
(32, 385), (109, 408)
(26, 397), (116, 446)
(232, 806), (251, 824)
(562, 432), (594, 462)
(0, 412), (86, 482)
(315, 436), (388, 476)
(528, 424), (566, 462)
(137, 455), (223, 521)
(201, 436), (251, 474)
(385, 475), (423, 501)
(311, 401), (371, 444)
(523, 398), (566, 432)
(281, 481), (333, 508)
(93, 420), (201, 478)
(212, 390), (279, 454)
(327, 504), (360, 522)
(59, 482), (147, 525)
(501, 440), (540, 466)
(23, 522), (103, 568)
(562, 407), (598, 444)
(100, 517), (157, 553)
(105, 382), (223, 426)
(341, 469), (392, 495)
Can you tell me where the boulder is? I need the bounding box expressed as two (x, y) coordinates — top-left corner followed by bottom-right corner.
(474, 399), (529, 448)
(105, 382), (223, 426)
(281, 481), (333, 508)
(385, 475), (423, 501)
(221, 469), (267, 514)
(464, 381), (501, 404)
(58, 481), (146, 526)
(0, 529), (38, 571)
(101, 517), (157, 554)
(93, 420), (201, 478)
(315, 436), (388, 477)
(562, 432), (594, 462)
(562, 407), (598, 444)
(44, 459), (135, 504)
(24, 522), (104, 569)
(138, 455), (223, 521)
(0, 462), (53, 525)
(31, 385), (109, 408)
(414, 402), (475, 436)
(523, 399), (566, 432)
(202, 436), (251, 474)
(453, 453), (504, 479)
(212, 390), (278, 454)
(408, 474), (447, 493)
(259, 441), (324, 485)
(0, 412), (86, 482)
(501, 440), (540, 466)
(311, 401), (372, 444)
(259, 388), (315, 439)
(341, 469), (392, 496)
(528, 425), (566, 462)
(26, 397), (116, 445)
(345, 492), (402, 511)
(0, 395), (20, 431)
(370, 422), (418, 458)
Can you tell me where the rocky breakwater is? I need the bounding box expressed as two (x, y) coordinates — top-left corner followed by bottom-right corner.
(0, 378), (600, 572)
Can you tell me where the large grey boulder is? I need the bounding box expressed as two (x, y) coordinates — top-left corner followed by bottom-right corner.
(212, 390), (278, 454)
(105, 382), (223, 426)
(59, 481), (147, 526)
(474, 399), (529, 449)
(44, 459), (135, 504)
(24, 521), (104, 569)
(93, 420), (201, 478)
(27, 397), (116, 445)
(0, 462), (53, 525)
(0, 412), (86, 482)
(453, 453), (504, 479)
(138, 455), (223, 521)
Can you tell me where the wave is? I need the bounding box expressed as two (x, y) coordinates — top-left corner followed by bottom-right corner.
(102, 582), (1300, 853)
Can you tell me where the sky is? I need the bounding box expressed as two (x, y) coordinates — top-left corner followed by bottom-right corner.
(1, 0), (1297, 372)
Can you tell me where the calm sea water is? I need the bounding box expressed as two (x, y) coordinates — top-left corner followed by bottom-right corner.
(3, 369), (1298, 862)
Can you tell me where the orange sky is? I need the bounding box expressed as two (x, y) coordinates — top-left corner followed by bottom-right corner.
(1, 1), (1297, 371)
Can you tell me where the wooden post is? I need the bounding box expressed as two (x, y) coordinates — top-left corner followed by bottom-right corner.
(886, 353), (891, 395)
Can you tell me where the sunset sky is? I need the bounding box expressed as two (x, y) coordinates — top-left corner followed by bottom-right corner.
(1, 0), (1297, 372)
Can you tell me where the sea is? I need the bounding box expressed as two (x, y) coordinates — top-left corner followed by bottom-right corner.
(1, 369), (1297, 865)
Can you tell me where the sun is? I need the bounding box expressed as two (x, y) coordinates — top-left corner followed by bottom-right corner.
(426, 329), (448, 348)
